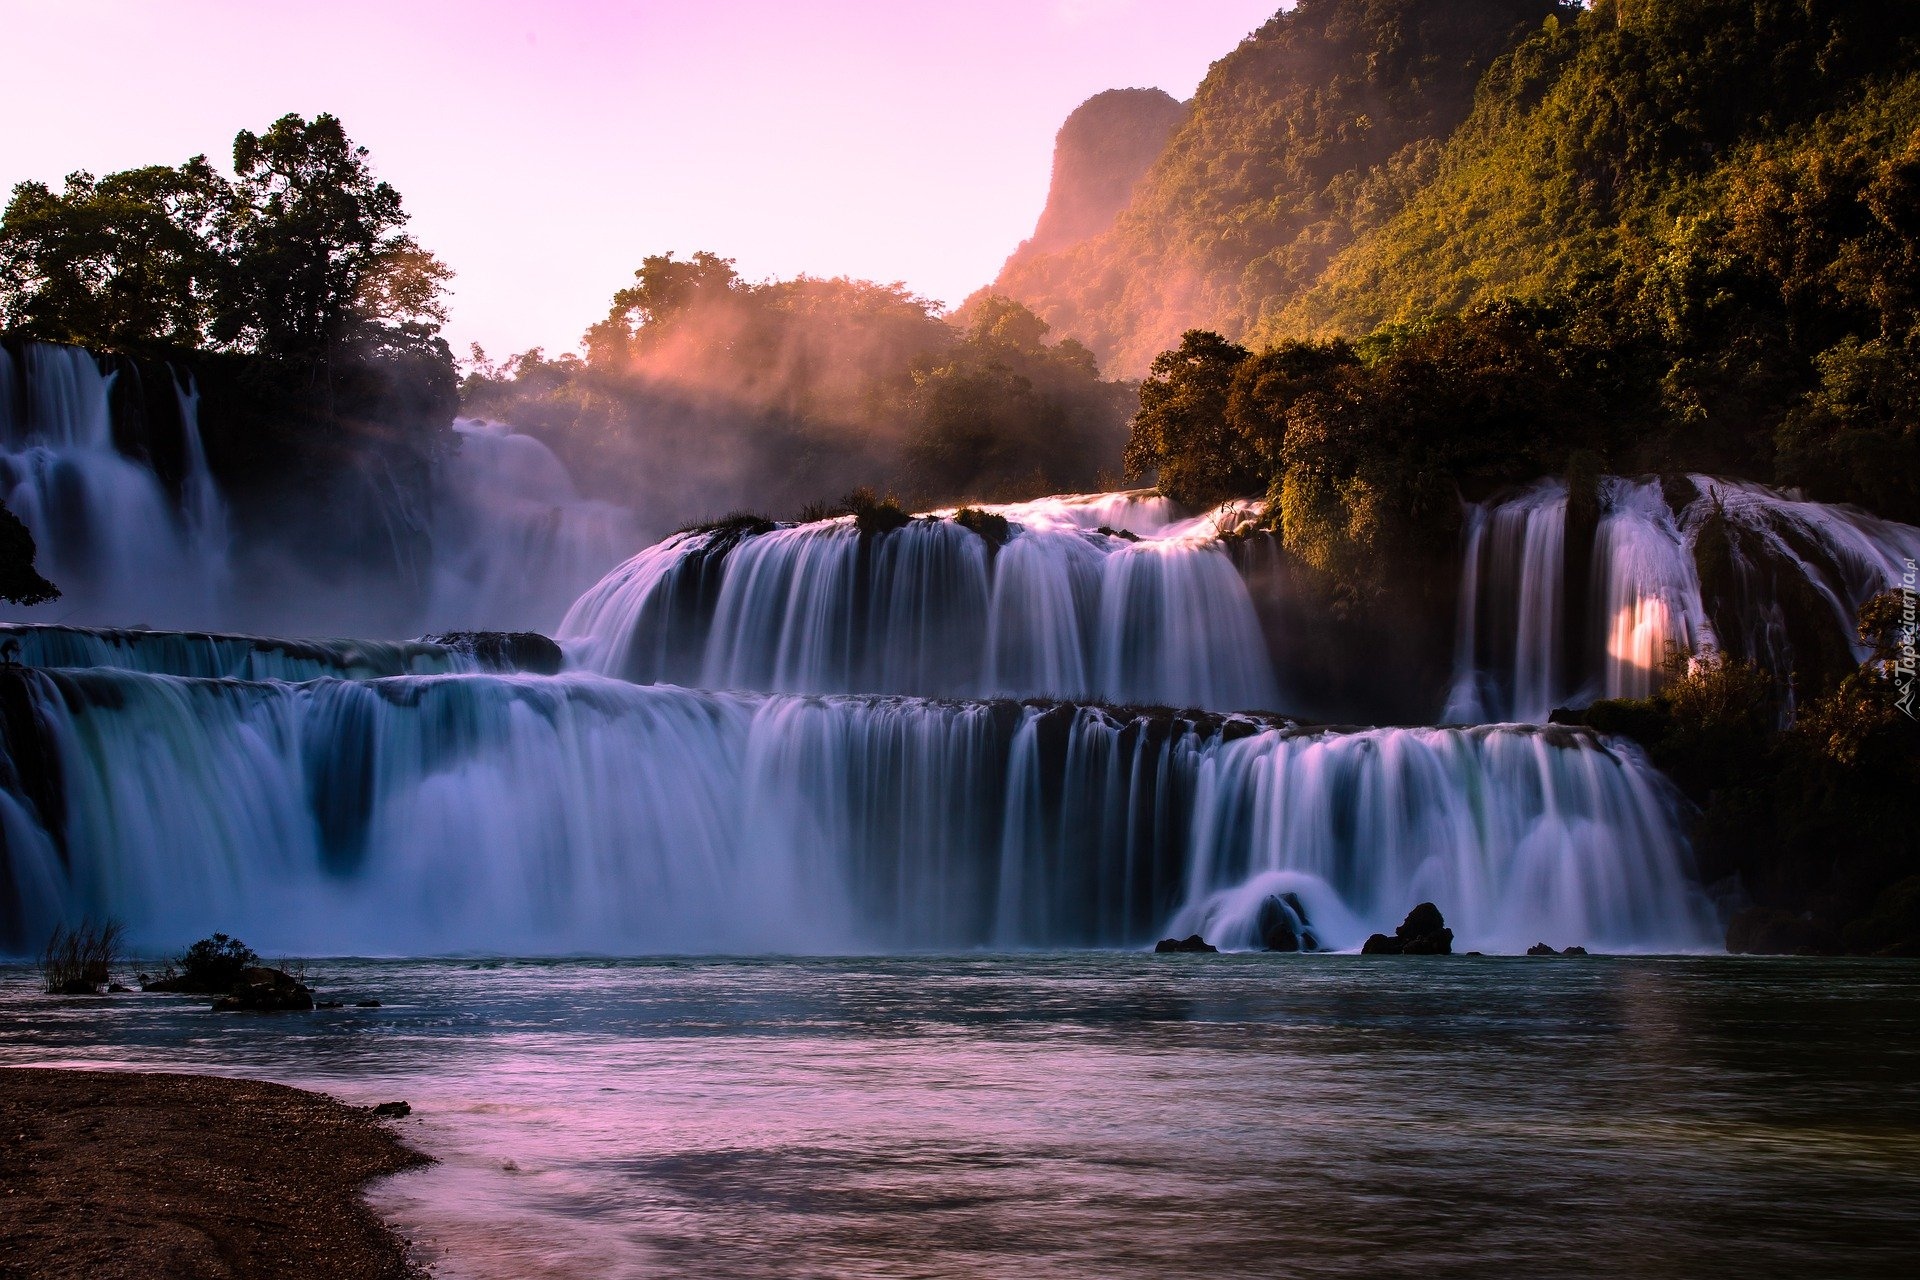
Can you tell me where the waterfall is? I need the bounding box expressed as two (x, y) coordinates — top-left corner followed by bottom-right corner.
(561, 493), (1281, 712)
(0, 342), (635, 636)
(0, 663), (1714, 956)
(1446, 475), (1920, 719)
(0, 342), (231, 627)
(422, 419), (637, 633)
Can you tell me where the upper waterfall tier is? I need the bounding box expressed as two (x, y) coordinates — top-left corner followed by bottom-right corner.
(1445, 475), (1920, 723)
(562, 478), (1919, 721)
(0, 667), (1713, 956)
(0, 342), (230, 627)
(0, 341), (637, 636)
(560, 493), (1284, 712)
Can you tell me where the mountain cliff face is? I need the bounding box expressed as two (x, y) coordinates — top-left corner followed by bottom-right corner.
(1010, 89), (1188, 262)
(989, 0), (1564, 377)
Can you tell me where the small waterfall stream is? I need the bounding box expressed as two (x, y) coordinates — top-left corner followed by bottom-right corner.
(1444, 475), (1919, 721)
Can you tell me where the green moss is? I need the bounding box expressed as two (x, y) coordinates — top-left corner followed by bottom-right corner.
(953, 507), (1012, 549)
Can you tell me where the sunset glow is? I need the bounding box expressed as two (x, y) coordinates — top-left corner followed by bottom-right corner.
(0, 0), (1277, 360)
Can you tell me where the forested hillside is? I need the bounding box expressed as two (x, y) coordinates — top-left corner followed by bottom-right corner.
(992, 0), (1565, 377)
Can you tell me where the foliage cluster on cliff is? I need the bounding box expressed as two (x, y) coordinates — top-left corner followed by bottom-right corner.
(461, 254), (1136, 530)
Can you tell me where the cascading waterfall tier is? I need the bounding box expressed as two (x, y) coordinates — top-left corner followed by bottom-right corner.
(0, 624), (475, 681)
(1444, 475), (1920, 722)
(561, 493), (1282, 712)
(0, 342), (231, 627)
(0, 664), (1714, 956)
(0, 340), (636, 635)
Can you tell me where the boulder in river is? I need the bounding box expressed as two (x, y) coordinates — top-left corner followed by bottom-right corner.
(1258, 893), (1319, 952)
(211, 966), (314, 1012)
(1154, 934), (1218, 953)
(1361, 903), (1454, 955)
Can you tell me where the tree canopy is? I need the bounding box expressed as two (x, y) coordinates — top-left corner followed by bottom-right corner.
(0, 112), (451, 374)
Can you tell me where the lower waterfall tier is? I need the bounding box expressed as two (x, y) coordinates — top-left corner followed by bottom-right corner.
(0, 668), (1716, 955)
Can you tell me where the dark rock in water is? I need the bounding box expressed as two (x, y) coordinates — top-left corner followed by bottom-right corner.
(421, 631), (564, 675)
(1258, 892), (1319, 952)
(371, 1101), (411, 1118)
(1154, 934), (1217, 953)
(1366, 903), (1454, 955)
(1095, 525), (1140, 543)
(47, 978), (103, 996)
(211, 966), (314, 1012)
(1527, 942), (1558, 956)
(1726, 906), (1838, 955)
(1563, 945), (1589, 956)
(317, 1000), (344, 1009)
(107, 983), (132, 993)
(354, 998), (382, 1008)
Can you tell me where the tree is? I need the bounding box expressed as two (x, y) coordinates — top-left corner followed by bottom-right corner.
(218, 113), (449, 366)
(1123, 330), (1258, 506)
(0, 113), (450, 374)
(0, 500), (58, 606)
(0, 160), (226, 349)
(583, 251), (742, 366)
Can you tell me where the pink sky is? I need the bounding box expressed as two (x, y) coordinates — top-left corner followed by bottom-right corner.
(3, 0), (1278, 361)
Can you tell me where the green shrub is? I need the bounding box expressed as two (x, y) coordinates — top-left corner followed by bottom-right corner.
(176, 933), (259, 993)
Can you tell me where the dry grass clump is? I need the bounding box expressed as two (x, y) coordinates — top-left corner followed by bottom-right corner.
(40, 918), (124, 995)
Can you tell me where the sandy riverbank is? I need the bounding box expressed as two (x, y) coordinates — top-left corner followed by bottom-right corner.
(0, 1066), (428, 1279)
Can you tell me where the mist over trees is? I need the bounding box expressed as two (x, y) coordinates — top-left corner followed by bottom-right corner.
(462, 254), (1137, 534)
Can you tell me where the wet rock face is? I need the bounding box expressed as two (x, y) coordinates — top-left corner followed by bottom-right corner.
(421, 631), (564, 675)
(1726, 907), (1838, 955)
(1258, 892), (1319, 952)
(1361, 902), (1454, 955)
(1154, 934), (1218, 953)
(211, 966), (314, 1012)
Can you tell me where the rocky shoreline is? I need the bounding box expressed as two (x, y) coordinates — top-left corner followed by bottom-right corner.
(0, 1067), (428, 1279)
